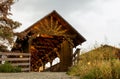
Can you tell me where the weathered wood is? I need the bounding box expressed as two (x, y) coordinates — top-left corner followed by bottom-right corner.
(0, 52), (30, 56)
(54, 48), (60, 58)
(72, 48), (80, 65)
(55, 51), (60, 58)
(0, 58), (30, 61)
(0, 52), (31, 72)
(21, 68), (30, 71)
(11, 11), (86, 72)
(59, 40), (73, 71)
(72, 57), (77, 62)
(44, 63), (60, 72)
(11, 63), (30, 66)
(45, 54), (52, 62)
(72, 48), (80, 57)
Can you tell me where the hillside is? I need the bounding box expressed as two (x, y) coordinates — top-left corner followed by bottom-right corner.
(67, 45), (120, 79)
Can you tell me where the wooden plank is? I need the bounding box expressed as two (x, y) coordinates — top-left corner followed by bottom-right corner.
(54, 48), (60, 58)
(11, 63), (30, 66)
(0, 52), (30, 56)
(0, 58), (30, 61)
(0, 52), (31, 72)
(45, 54), (52, 62)
(36, 46), (53, 49)
(21, 68), (30, 71)
(72, 57), (77, 62)
(72, 48), (80, 57)
(56, 51), (60, 58)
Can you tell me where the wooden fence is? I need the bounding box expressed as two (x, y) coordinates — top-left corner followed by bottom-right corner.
(0, 52), (31, 72)
(72, 48), (80, 65)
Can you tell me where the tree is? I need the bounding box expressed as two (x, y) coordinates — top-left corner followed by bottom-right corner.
(0, 0), (21, 51)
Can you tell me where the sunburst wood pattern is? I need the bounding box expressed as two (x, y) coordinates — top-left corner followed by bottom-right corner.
(33, 16), (67, 37)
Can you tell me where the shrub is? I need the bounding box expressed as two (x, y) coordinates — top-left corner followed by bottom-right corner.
(111, 59), (120, 79)
(68, 59), (120, 79)
(67, 45), (120, 79)
(0, 62), (21, 73)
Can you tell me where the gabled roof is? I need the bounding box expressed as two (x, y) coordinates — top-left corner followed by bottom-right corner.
(20, 10), (86, 46)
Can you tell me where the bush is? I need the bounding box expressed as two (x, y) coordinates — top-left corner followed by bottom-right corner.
(0, 62), (21, 73)
(68, 59), (120, 79)
(111, 59), (120, 79)
(67, 45), (120, 79)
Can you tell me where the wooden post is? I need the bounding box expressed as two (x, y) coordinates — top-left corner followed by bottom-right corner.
(72, 48), (80, 65)
(77, 49), (80, 64)
(59, 39), (73, 71)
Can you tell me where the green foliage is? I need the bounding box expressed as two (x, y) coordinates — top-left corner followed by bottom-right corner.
(0, 62), (21, 73)
(67, 45), (120, 79)
(0, 0), (21, 50)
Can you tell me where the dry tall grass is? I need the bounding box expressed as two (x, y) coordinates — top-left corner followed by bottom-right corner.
(67, 45), (120, 79)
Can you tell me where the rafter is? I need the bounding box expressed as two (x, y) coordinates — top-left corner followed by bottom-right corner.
(54, 48), (60, 58)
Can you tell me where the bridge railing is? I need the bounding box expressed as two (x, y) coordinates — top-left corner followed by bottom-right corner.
(72, 48), (80, 65)
(0, 52), (31, 72)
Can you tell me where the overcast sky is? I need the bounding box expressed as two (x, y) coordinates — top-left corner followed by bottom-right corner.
(11, 0), (120, 51)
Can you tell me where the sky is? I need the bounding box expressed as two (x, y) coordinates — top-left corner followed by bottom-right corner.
(11, 0), (120, 51)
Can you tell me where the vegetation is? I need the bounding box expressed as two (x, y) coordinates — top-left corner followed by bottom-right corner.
(67, 45), (120, 79)
(0, 0), (21, 51)
(0, 62), (21, 72)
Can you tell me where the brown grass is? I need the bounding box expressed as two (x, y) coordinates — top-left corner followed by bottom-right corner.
(67, 45), (120, 79)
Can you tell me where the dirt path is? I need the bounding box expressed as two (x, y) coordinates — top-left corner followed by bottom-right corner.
(0, 72), (79, 79)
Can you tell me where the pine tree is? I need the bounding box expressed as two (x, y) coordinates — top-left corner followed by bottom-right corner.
(0, 0), (21, 51)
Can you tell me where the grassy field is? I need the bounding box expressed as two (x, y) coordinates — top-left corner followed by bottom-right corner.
(67, 45), (120, 79)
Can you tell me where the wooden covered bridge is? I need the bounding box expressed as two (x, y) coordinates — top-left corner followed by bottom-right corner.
(12, 10), (86, 72)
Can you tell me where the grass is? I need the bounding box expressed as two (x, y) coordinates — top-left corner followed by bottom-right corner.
(0, 62), (21, 73)
(67, 45), (120, 79)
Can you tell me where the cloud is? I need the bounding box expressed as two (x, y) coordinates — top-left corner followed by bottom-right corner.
(11, 0), (120, 49)
(11, 0), (96, 31)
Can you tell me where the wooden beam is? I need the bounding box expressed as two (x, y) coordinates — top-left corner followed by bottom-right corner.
(0, 58), (30, 61)
(72, 48), (80, 58)
(36, 46), (53, 49)
(45, 54), (52, 62)
(12, 63), (30, 66)
(54, 48), (60, 58)
(0, 52), (30, 56)
(64, 37), (74, 47)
